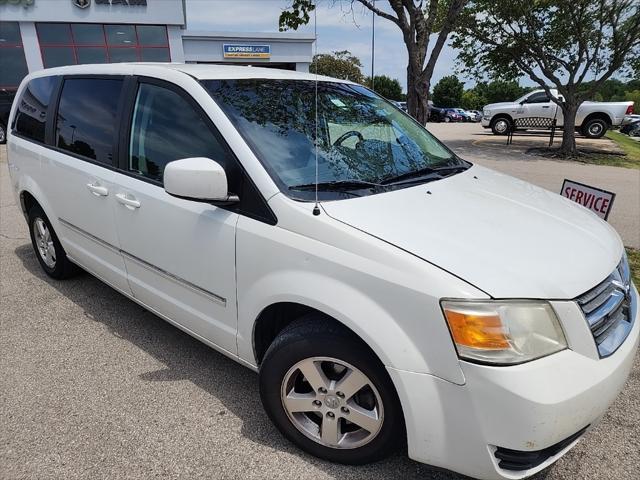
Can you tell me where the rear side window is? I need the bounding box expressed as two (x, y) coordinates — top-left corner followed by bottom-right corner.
(128, 82), (232, 183)
(56, 78), (123, 165)
(13, 76), (57, 143)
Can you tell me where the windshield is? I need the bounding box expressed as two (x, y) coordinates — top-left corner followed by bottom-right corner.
(203, 79), (466, 201)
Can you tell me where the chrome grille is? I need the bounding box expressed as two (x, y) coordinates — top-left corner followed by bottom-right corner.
(576, 256), (635, 358)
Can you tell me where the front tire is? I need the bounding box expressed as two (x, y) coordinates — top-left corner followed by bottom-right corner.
(28, 204), (79, 279)
(0, 122), (6, 144)
(581, 118), (608, 139)
(259, 316), (404, 465)
(491, 116), (512, 135)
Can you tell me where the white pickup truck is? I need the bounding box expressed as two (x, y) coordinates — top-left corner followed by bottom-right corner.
(481, 89), (634, 138)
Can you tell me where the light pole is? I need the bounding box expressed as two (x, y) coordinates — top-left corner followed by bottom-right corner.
(371, 0), (375, 91)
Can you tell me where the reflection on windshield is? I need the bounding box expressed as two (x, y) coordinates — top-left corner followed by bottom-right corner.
(203, 79), (465, 200)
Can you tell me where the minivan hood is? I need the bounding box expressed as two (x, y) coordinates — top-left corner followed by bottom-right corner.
(321, 165), (623, 299)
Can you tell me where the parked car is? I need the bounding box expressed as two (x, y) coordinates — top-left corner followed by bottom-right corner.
(620, 119), (640, 137)
(430, 107), (463, 122)
(467, 109), (483, 122)
(621, 114), (640, 126)
(0, 89), (16, 144)
(452, 108), (475, 122)
(7, 64), (638, 480)
(482, 89), (634, 138)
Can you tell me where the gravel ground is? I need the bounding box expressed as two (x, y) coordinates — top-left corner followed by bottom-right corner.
(1, 140), (639, 480)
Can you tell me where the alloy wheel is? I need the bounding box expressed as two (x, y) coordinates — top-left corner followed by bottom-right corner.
(33, 218), (56, 268)
(589, 123), (603, 136)
(281, 356), (384, 449)
(494, 119), (508, 133)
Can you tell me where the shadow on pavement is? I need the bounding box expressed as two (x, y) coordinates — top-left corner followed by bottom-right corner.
(14, 243), (500, 480)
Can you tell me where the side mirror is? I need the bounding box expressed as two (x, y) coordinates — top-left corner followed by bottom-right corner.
(164, 157), (239, 204)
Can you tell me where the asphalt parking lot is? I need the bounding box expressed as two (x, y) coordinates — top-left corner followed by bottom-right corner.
(1, 138), (639, 480)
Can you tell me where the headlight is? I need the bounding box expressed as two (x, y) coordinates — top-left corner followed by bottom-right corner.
(441, 300), (567, 365)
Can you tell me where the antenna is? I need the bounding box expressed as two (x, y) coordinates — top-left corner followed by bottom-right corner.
(312, 0), (321, 216)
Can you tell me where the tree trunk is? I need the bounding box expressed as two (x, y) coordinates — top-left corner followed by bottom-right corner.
(406, 65), (429, 125)
(559, 103), (579, 156)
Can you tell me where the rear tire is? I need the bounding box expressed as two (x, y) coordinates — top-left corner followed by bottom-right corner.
(28, 204), (80, 279)
(259, 316), (404, 465)
(0, 122), (6, 144)
(581, 118), (608, 139)
(491, 117), (512, 135)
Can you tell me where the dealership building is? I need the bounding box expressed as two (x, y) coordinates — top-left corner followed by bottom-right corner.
(0, 0), (315, 95)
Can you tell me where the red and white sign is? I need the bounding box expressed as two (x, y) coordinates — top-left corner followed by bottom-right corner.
(561, 179), (615, 220)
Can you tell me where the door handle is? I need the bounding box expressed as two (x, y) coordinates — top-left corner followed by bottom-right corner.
(542, 106), (550, 108)
(115, 193), (141, 210)
(87, 182), (109, 196)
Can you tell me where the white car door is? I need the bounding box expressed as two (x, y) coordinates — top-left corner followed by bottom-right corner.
(43, 76), (130, 293)
(518, 91), (556, 120)
(111, 78), (243, 354)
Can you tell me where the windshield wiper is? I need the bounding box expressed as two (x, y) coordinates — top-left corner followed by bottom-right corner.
(289, 180), (384, 194)
(380, 163), (470, 185)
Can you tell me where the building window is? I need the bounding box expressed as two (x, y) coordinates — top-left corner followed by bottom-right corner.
(0, 22), (29, 90)
(36, 23), (170, 68)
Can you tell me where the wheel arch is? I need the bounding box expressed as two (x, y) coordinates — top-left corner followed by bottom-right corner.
(17, 180), (57, 229)
(580, 111), (612, 128)
(253, 302), (386, 369)
(238, 266), (467, 384)
(490, 113), (513, 125)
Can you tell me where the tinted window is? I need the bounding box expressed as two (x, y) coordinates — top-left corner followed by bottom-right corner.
(56, 78), (123, 165)
(36, 23), (72, 45)
(136, 25), (167, 46)
(141, 48), (170, 62)
(129, 83), (232, 183)
(105, 25), (136, 45)
(14, 76), (57, 143)
(0, 22), (28, 89)
(526, 92), (550, 104)
(71, 24), (105, 45)
(41, 46), (75, 68)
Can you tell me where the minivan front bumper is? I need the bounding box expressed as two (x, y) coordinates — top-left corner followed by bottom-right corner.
(388, 284), (639, 480)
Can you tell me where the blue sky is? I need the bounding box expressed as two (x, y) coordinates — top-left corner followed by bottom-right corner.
(185, 0), (464, 92)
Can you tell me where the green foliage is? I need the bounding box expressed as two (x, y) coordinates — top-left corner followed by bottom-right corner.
(473, 80), (529, 104)
(310, 50), (364, 83)
(452, 0), (640, 155)
(279, 0), (315, 32)
(365, 75), (403, 100)
(460, 90), (484, 110)
(432, 75), (464, 107)
(625, 90), (640, 109)
(453, 1), (640, 99)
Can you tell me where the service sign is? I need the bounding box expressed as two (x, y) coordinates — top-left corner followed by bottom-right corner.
(223, 44), (270, 59)
(561, 179), (615, 220)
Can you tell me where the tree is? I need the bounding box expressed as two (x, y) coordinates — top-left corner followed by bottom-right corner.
(280, 0), (469, 124)
(432, 75), (464, 107)
(365, 75), (403, 100)
(474, 80), (529, 105)
(460, 89), (484, 110)
(453, 0), (640, 156)
(309, 50), (364, 83)
(625, 90), (640, 109)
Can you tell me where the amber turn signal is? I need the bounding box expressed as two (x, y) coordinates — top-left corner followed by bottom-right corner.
(443, 310), (510, 350)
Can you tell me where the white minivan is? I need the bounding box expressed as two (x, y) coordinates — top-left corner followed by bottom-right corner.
(6, 64), (638, 480)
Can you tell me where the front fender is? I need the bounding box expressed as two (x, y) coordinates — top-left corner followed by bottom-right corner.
(235, 210), (487, 385)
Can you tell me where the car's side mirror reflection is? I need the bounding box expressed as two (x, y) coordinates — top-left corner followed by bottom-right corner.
(163, 157), (239, 205)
